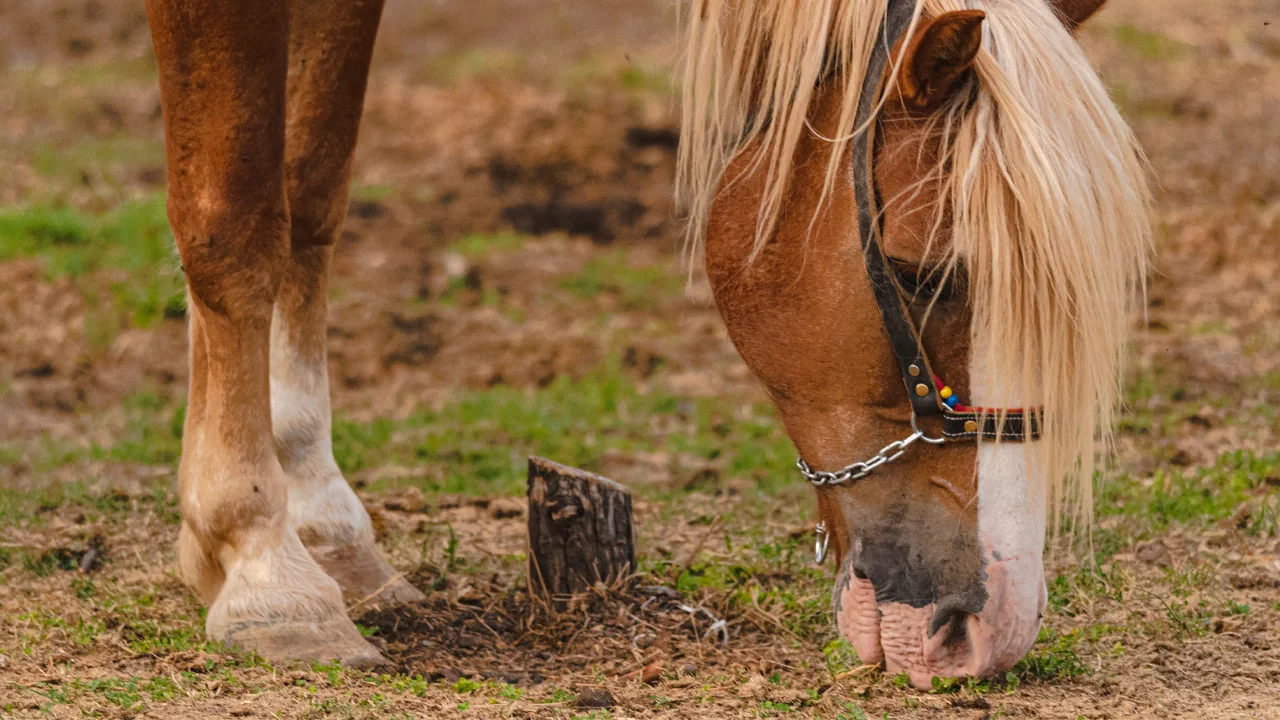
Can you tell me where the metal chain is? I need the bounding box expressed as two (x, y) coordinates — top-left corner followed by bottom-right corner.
(797, 413), (944, 487)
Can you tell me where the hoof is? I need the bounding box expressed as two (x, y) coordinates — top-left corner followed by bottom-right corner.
(308, 541), (426, 608)
(224, 617), (388, 669)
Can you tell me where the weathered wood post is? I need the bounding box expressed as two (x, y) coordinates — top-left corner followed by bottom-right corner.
(527, 456), (635, 596)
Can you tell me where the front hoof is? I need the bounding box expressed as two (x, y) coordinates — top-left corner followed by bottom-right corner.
(308, 541), (426, 608)
(223, 618), (389, 669)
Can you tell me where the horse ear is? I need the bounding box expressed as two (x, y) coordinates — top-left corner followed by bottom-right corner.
(897, 10), (985, 113)
(1050, 0), (1108, 31)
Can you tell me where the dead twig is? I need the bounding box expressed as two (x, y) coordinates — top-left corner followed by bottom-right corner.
(833, 664), (880, 681)
(347, 572), (407, 613)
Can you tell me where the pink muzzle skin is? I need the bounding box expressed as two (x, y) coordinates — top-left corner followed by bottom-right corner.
(833, 544), (1047, 689)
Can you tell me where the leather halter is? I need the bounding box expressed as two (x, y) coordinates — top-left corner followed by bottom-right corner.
(804, 0), (1039, 495)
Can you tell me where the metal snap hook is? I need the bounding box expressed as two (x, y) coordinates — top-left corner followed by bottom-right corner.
(814, 521), (831, 564)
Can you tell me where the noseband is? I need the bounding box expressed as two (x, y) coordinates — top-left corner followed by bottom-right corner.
(803, 1), (1041, 547)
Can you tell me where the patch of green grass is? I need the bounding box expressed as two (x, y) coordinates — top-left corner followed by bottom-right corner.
(1226, 600), (1250, 616)
(545, 687), (575, 704)
(617, 63), (673, 94)
(419, 50), (524, 83)
(449, 231), (526, 259)
(349, 183), (396, 203)
(638, 529), (832, 639)
(1097, 450), (1280, 532)
(332, 358), (795, 497)
(555, 55), (675, 98)
(822, 638), (861, 677)
(1012, 627), (1088, 682)
(32, 136), (165, 188)
(756, 700), (795, 714)
(122, 619), (220, 655)
(559, 252), (681, 311)
(0, 471), (178, 532)
(1046, 563), (1127, 617)
(1156, 564), (1216, 637)
(21, 548), (81, 576)
(107, 390), (186, 466)
(0, 388), (184, 527)
(0, 194), (183, 342)
(11, 56), (157, 89)
(1110, 24), (1187, 60)
(20, 675), (184, 712)
(837, 703), (869, 720)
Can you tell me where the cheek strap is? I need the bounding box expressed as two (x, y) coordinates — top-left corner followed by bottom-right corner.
(800, 0), (1041, 509)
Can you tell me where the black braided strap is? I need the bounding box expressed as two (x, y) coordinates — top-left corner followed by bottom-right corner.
(942, 409), (1042, 442)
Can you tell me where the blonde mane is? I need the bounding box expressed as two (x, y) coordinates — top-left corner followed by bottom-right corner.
(679, 0), (1153, 531)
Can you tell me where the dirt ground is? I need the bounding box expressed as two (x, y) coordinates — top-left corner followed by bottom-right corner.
(1, 0), (1278, 718)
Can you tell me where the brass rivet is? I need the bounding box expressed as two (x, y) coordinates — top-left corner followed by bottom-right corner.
(964, 420), (978, 433)
(908, 364), (921, 377)
(915, 383), (930, 397)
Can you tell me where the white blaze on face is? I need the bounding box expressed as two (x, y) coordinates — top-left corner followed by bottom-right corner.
(968, 351), (1048, 669)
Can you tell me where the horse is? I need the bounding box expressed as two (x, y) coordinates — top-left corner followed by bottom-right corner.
(680, 0), (1150, 687)
(140, 0), (1148, 685)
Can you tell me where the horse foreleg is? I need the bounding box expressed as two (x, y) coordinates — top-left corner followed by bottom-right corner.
(269, 0), (422, 607)
(147, 0), (384, 667)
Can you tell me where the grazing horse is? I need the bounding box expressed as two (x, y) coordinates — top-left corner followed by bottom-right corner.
(142, 0), (1147, 682)
(680, 0), (1150, 687)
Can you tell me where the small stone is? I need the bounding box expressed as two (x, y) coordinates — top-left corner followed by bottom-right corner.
(431, 667), (462, 683)
(575, 688), (616, 708)
(442, 252), (469, 279)
(678, 663), (697, 677)
(489, 497), (524, 519)
(1135, 539), (1171, 567)
(384, 487), (426, 513)
(640, 660), (664, 685)
(0, 654), (8, 669)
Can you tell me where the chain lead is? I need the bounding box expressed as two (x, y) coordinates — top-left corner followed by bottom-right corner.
(797, 413), (943, 487)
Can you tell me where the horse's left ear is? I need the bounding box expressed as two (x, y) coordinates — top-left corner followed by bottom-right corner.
(897, 10), (985, 113)
(1050, 0), (1108, 32)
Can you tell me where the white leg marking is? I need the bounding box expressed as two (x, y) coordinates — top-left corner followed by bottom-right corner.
(270, 305), (371, 545)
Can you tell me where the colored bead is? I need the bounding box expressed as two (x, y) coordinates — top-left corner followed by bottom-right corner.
(940, 386), (953, 400)
(945, 395), (960, 408)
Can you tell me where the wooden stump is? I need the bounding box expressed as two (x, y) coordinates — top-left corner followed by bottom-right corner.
(527, 456), (635, 596)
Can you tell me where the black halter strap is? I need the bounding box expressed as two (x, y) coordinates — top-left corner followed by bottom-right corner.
(852, 0), (1039, 444)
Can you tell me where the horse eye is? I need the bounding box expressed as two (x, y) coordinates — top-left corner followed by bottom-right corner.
(891, 260), (962, 303)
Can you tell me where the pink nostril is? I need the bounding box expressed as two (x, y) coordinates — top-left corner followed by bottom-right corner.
(928, 592), (985, 638)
